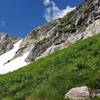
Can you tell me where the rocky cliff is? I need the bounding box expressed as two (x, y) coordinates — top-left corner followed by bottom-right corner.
(0, 33), (19, 55)
(15, 0), (100, 62)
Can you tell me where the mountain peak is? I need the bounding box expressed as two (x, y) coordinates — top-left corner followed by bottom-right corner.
(0, 32), (20, 55)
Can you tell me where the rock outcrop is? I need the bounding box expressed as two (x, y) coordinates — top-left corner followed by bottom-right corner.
(0, 33), (19, 55)
(65, 86), (91, 100)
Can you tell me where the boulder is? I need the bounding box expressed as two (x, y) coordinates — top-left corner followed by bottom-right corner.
(65, 86), (91, 100)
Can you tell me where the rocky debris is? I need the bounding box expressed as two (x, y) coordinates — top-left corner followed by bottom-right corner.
(65, 86), (91, 100)
(0, 33), (20, 55)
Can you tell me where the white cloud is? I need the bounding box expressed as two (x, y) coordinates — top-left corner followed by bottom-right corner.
(58, 6), (76, 18)
(0, 20), (7, 27)
(43, 0), (51, 6)
(43, 0), (76, 22)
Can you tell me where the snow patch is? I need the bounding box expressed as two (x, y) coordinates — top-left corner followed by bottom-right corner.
(0, 39), (30, 74)
(0, 40), (22, 66)
(0, 51), (29, 74)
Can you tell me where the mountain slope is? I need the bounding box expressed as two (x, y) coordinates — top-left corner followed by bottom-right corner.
(15, 0), (100, 62)
(0, 33), (100, 100)
(0, 0), (100, 74)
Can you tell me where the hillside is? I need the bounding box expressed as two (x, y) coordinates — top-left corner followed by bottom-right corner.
(0, 0), (100, 74)
(0, 33), (100, 100)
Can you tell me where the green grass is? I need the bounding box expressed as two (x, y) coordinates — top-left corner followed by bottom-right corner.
(0, 34), (100, 100)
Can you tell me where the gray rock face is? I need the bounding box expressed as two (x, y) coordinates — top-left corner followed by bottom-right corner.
(0, 33), (19, 55)
(3, 0), (100, 63)
(22, 0), (100, 62)
(65, 86), (91, 100)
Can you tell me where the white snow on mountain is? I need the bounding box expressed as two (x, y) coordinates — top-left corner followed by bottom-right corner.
(0, 40), (30, 74)
(0, 51), (29, 74)
(0, 40), (22, 66)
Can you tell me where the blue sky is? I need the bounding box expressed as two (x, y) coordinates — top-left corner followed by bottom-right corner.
(0, 0), (84, 37)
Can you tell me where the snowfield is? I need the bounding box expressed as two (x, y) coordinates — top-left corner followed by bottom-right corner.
(0, 40), (22, 66)
(0, 40), (29, 74)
